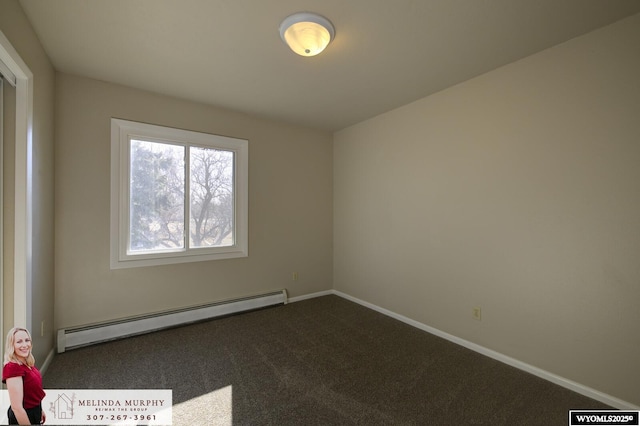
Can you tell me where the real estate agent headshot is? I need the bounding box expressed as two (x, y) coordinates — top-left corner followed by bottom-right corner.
(3, 327), (46, 425)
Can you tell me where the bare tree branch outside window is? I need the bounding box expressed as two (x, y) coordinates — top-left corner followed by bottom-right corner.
(129, 140), (234, 253)
(190, 147), (234, 247)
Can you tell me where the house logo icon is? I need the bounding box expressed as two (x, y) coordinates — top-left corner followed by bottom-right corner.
(50, 392), (75, 420)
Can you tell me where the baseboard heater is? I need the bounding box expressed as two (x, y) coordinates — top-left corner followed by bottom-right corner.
(57, 289), (287, 353)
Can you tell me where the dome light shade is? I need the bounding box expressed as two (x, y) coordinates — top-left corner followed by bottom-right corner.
(280, 12), (335, 57)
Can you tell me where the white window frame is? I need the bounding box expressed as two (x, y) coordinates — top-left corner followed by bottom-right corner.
(110, 118), (248, 269)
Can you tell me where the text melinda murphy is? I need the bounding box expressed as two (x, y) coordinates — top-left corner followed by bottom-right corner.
(1, 389), (172, 425)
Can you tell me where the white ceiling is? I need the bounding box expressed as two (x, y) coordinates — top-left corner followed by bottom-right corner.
(19, 0), (640, 132)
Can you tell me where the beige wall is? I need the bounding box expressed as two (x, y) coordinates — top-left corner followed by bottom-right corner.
(0, 0), (56, 365)
(54, 73), (333, 328)
(334, 13), (640, 406)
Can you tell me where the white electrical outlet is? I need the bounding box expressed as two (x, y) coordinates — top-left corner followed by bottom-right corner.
(292, 272), (299, 281)
(473, 307), (482, 321)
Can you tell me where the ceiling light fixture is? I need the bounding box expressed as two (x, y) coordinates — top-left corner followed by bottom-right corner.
(279, 12), (335, 57)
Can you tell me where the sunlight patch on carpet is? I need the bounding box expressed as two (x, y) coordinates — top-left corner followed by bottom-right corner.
(172, 386), (232, 425)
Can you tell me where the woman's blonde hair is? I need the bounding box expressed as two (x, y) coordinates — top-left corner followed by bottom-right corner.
(4, 327), (35, 367)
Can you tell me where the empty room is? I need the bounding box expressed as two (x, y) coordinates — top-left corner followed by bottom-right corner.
(1, 1), (639, 425)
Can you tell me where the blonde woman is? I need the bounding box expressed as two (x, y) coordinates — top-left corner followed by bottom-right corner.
(2, 328), (46, 425)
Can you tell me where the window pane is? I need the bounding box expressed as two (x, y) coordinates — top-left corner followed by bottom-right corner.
(189, 147), (234, 248)
(112, 118), (248, 269)
(129, 139), (185, 252)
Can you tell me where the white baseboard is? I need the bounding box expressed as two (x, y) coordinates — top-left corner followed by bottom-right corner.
(288, 290), (334, 303)
(39, 347), (56, 376)
(58, 290), (287, 353)
(293, 289), (639, 410)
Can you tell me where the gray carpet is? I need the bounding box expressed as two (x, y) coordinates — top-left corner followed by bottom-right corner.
(43, 295), (609, 425)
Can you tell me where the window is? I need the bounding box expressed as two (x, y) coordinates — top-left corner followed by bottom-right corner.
(111, 119), (248, 269)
